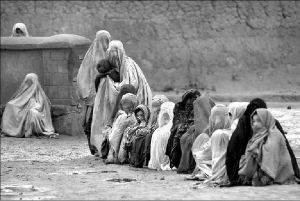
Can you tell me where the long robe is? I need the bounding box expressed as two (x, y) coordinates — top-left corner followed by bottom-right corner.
(226, 98), (300, 184)
(177, 94), (215, 174)
(238, 109), (294, 185)
(148, 101), (175, 170)
(165, 89), (201, 169)
(1, 73), (55, 137)
(91, 41), (152, 155)
(106, 111), (137, 163)
(76, 30), (111, 155)
(192, 104), (231, 179)
(144, 95), (169, 166)
(128, 105), (151, 167)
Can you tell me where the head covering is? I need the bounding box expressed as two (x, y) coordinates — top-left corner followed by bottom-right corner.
(107, 40), (125, 73)
(134, 104), (151, 125)
(148, 94), (169, 127)
(251, 108), (276, 133)
(244, 98), (267, 117)
(193, 94), (215, 134)
(120, 93), (138, 111)
(239, 108), (294, 184)
(182, 89), (201, 105)
(76, 30), (111, 105)
(152, 94), (169, 108)
(226, 98), (268, 184)
(9, 73), (50, 106)
(228, 102), (248, 123)
(11, 23), (29, 37)
(1, 73), (54, 137)
(158, 101), (175, 128)
(208, 104), (231, 136)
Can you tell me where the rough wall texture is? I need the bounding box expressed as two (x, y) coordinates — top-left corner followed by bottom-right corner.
(1, 1), (300, 93)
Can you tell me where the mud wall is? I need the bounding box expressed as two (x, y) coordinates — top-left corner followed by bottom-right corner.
(0, 35), (91, 105)
(1, 1), (300, 93)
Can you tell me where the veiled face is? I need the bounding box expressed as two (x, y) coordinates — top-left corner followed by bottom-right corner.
(101, 37), (110, 52)
(15, 28), (25, 36)
(25, 79), (33, 87)
(107, 49), (120, 69)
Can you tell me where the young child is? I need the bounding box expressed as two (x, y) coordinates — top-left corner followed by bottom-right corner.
(94, 59), (120, 92)
(104, 93), (139, 164)
(118, 104), (150, 166)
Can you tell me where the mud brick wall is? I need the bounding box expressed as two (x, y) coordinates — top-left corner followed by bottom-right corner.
(0, 35), (91, 106)
(43, 49), (71, 105)
(0, 49), (44, 104)
(1, 1), (300, 93)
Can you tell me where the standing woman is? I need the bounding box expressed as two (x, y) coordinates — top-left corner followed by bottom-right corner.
(11, 23), (29, 37)
(76, 30), (111, 155)
(1, 73), (56, 138)
(91, 40), (152, 157)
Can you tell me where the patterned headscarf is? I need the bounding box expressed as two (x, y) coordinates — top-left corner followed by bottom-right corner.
(181, 89), (201, 106)
(134, 104), (151, 125)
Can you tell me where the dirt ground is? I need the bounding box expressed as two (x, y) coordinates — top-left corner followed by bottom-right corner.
(1, 105), (300, 200)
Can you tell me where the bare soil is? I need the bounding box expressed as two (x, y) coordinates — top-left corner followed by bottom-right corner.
(1, 107), (300, 200)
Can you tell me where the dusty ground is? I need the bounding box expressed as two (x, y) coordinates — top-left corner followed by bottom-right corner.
(1, 104), (300, 200)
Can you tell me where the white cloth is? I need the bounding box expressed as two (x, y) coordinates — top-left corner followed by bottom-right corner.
(11, 23), (29, 37)
(228, 102), (248, 131)
(148, 101), (175, 170)
(1, 73), (55, 137)
(76, 30), (111, 106)
(106, 111), (137, 163)
(204, 129), (232, 184)
(192, 104), (231, 179)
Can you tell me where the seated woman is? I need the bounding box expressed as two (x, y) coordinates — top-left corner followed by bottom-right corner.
(165, 89), (201, 169)
(238, 108), (294, 186)
(105, 93), (138, 164)
(11, 23), (29, 37)
(178, 94), (215, 174)
(227, 102), (248, 131)
(190, 104), (231, 181)
(1, 73), (57, 138)
(144, 94), (169, 166)
(226, 98), (300, 186)
(148, 101), (175, 170)
(124, 105), (151, 167)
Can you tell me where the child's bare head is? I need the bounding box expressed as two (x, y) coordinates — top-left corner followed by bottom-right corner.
(120, 93), (138, 114)
(97, 59), (112, 73)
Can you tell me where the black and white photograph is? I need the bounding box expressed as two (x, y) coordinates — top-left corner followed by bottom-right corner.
(1, 0), (300, 200)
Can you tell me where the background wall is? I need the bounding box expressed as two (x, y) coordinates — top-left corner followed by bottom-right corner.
(1, 0), (300, 93)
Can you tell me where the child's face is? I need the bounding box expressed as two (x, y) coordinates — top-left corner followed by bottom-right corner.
(136, 110), (145, 123)
(122, 103), (133, 115)
(251, 114), (264, 133)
